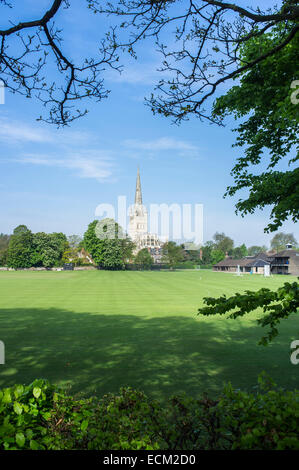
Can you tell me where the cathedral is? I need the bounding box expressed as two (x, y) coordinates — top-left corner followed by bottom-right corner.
(128, 168), (162, 258)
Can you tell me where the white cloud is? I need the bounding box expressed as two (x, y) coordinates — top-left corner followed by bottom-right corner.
(0, 117), (95, 146)
(0, 117), (114, 182)
(0, 119), (52, 144)
(106, 62), (169, 86)
(0, 118), (199, 183)
(123, 137), (200, 157)
(16, 151), (114, 182)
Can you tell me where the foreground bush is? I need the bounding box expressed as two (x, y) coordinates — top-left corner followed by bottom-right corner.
(0, 374), (298, 450)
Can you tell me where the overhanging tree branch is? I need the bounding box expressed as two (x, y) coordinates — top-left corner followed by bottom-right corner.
(0, 1), (298, 125)
(203, 0), (299, 22)
(0, 0), (64, 36)
(192, 23), (299, 117)
(0, 0), (120, 125)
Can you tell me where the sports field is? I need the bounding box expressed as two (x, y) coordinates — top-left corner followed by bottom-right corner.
(0, 270), (298, 399)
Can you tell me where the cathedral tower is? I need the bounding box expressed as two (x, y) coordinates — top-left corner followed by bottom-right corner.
(128, 167), (162, 256)
(129, 167), (148, 241)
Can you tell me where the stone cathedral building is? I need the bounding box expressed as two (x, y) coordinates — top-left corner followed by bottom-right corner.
(128, 168), (162, 257)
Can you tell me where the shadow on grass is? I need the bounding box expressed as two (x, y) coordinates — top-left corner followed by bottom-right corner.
(0, 308), (298, 399)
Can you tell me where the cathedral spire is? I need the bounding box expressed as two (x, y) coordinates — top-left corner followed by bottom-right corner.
(135, 166), (143, 204)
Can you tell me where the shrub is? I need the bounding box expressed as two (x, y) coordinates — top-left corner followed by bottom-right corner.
(0, 375), (298, 450)
(174, 261), (195, 269)
(199, 264), (213, 269)
(217, 373), (299, 450)
(0, 379), (56, 450)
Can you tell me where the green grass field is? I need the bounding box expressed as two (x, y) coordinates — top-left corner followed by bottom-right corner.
(0, 270), (298, 399)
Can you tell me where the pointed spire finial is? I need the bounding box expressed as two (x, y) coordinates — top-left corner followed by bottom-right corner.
(135, 166), (142, 204)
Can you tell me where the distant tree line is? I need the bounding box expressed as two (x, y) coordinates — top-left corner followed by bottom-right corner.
(0, 226), (86, 269)
(0, 224), (297, 270)
(199, 232), (298, 267)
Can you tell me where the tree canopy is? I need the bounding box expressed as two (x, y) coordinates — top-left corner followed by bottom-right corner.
(7, 226), (34, 269)
(135, 248), (153, 270)
(162, 241), (184, 269)
(213, 232), (234, 254)
(6, 225), (68, 269)
(270, 232), (298, 252)
(210, 249), (225, 265)
(231, 244), (248, 260)
(83, 219), (134, 270)
(1, 1), (297, 231)
(31, 232), (68, 268)
(213, 23), (299, 232)
(1, 1), (298, 125)
(247, 245), (268, 257)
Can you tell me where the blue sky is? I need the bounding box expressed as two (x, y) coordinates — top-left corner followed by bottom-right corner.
(0, 0), (297, 247)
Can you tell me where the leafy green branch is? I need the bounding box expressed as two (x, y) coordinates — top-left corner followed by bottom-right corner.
(198, 280), (299, 345)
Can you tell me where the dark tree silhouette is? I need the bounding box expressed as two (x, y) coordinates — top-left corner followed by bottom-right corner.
(0, 1), (298, 125)
(0, 0), (120, 125)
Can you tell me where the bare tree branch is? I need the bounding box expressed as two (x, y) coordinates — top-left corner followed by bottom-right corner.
(0, 0), (298, 125)
(0, 0), (123, 125)
(203, 0), (299, 22)
(0, 0), (64, 36)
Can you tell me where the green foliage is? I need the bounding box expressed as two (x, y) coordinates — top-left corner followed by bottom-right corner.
(6, 226), (68, 269)
(198, 280), (299, 345)
(174, 261), (195, 269)
(62, 248), (76, 264)
(101, 240), (125, 270)
(211, 249), (225, 265)
(181, 246), (201, 264)
(0, 379), (56, 450)
(162, 241), (184, 269)
(198, 264), (213, 270)
(83, 219), (132, 270)
(67, 235), (83, 250)
(0, 234), (10, 251)
(213, 24), (299, 232)
(0, 248), (8, 267)
(200, 243), (213, 265)
(13, 225), (30, 236)
(232, 244), (248, 259)
(0, 234), (10, 267)
(31, 232), (68, 268)
(248, 245), (268, 256)
(199, 236), (234, 266)
(61, 246), (84, 267)
(217, 373), (299, 450)
(119, 237), (135, 263)
(271, 232), (298, 252)
(1, 376), (298, 450)
(135, 248), (153, 270)
(7, 226), (34, 269)
(213, 232), (234, 254)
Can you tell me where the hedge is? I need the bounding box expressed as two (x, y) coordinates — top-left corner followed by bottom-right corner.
(0, 374), (298, 450)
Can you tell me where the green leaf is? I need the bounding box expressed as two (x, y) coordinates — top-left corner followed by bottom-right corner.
(14, 385), (24, 399)
(81, 419), (89, 432)
(3, 390), (12, 403)
(13, 402), (23, 415)
(15, 432), (25, 448)
(30, 439), (40, 450)
(33, 387), (41, 399)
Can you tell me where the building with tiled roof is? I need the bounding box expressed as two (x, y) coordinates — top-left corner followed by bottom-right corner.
(213, 247), (299, 275)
